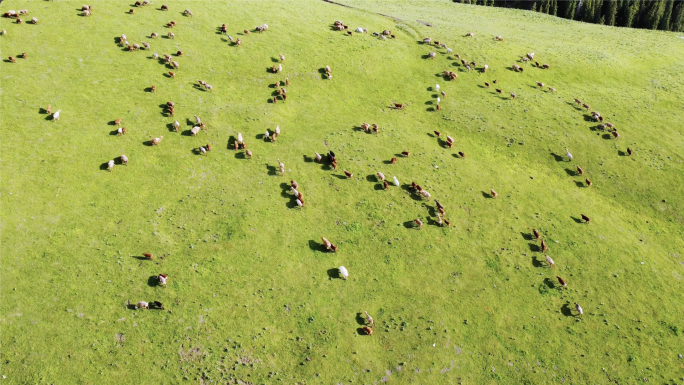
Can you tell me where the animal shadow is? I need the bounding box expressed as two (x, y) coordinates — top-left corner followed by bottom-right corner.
(550, 152), (564, 162)
(147, 276), (161, 287)
(531, 256), (544, 267)
(163, 73), (173, 78)
(317, 68), (329, 80)
(166, 123), (177, 132)
(482, 191), (494, 199)
(564, 168), (577, 176)
(403, 220), (418, 229)
(234, 152), (246, 159)
(543, 278), (555, 289)
(131, 255), (150, 260)
(374, 184), (385, 191)
(39, 108), (49, 114)
(332, 174), (348, 180)
(143, 140), (154, 146)
(109, 130), (120, 136)
(571, 216), (583, 224)
(520, 232), (534, 241)
(602, 134), (611, 139)
(266, 164), (278, 176)
(271, 57), (280, 63)
(528, 243), (540, 252)
(365, 174), (377, 183)
(100, 162), (111, 171)
(574, 181), (585, 188)
(356, 313), (366, 325)
(356, 328), (367, 336)
(617, 150), (626, 156)
(426, 107), (435, 112)
(560, 303), (574, 317)
(327, 268), (340, 279)
(145, 87), (155, 92)
(309, 240), (328, 252)
(181, 130), (194, 136)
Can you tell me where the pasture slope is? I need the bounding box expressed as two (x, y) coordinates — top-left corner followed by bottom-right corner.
(1, 1), (683, 383)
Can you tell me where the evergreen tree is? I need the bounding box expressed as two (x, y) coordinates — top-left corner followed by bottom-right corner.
(565, 0), (579, 19)
(582, 0), (596, 22)
(606, 0), (618, 26)
(673, 1), (684, 31)
(594, 0), (605, 23)
(660, 0), (675, 30)
(625, 0), (641, 27)
(643, 0), (666, 29)
(552, 0), (558, 16)
(531, 2), (537, 12)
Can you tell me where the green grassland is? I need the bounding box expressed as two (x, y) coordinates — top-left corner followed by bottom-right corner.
(1, 1), (683, 383)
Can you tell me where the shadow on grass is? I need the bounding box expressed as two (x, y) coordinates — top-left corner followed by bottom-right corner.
(332, 174), (348, 180)
(403, 220), (418, 229)
(317, 68), (329, 80)
(550, 152), (565, 162)
(147, 276), (161, 287)
(529, 243), (540, 252)
(131, 255), (150, 260)
(564, 168), (577, 176)
(570, 216), (583, 224)
(356, 328), (368, 335)
(531, 256), (544, 267)
(574, 181), (586, 188)
(39, 108), (49, 114)
(560, 303), (574, 317)
(356, 313), (367, 325)
(266, 164), (278, 176)
(309, 240), (328, 252)
(543, 278), (555, 289)
(327, 268), (341, 279)
(143, 140), (154, 146)
(520, 232), (534, 241)
(100, 162), (111, 171)
(109, 130), (120, 136)
(617, 150), (627, 156)
(481, 191), (495, 199)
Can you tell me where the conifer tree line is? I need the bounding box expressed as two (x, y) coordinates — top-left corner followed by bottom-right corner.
(457, 0), (684, 32)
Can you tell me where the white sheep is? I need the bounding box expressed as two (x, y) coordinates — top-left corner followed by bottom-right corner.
(277, 64), (282, 73)
(237, 133), (243, 143)
(565, 148), (573, 161)
(191, 126), (201, 136)
(435, 84), (440, 91)
(291, 187), (299, 197)
(575, 302), (583, 318)
(184, 9), (193, 16)
(436, 97), (441, 104)
(446, 48), (453, 54)
(107, 160), (115, 171)
(428, 52), (436, 59)
(296, 198), (303, 207)
(199, 146), (207, 155)
(279, 53), (285, 61)
(173, 121), (180, 131)
(135, 301), (149, 310)
(356, 27), (364, 33)
(171, 61), (179, 69)
(121, 34), (127, 42)
(364, 311), (374, 326)
(31, 17), (38, 24)
(338, 266), (349, 279)
(121, 154), (128, 165)
(204, 84), (213, 91)
(546, 255), (555, 268)
(153, 53), (159, 59)
(393, 176), (399, 186)
(264, 131), (270, 140)
(52, 110), (61, 121)
(142, 42), (150, 49)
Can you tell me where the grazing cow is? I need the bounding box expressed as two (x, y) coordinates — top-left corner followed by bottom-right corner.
(158, 274), (168, 286)
(541, 239), (548, 252)
(435, 199), (445, 213)
(586, 178), (592, 187)
(184, 9), (193, 16)
(382, 30), (391, 36)
(129, 9), (135, 14)
(402, 151), (410, 157)
(512, 64), (521, 72)
(441, 91), (446, 98)
(383, 181), (389, 190)
(161, 5), (169, 10)
(536, 81), (544, 88)
(391, 157), (397, 164)
(582, 103), (590, 111)
(168, 32), (175, 39)
(377, 172), (385, 181)
(344, 170), (353, 178)
(574, 98), (582, 105)
(581, 214), (590, 223)
(117, 127), (127, 136)
(107, 160), (115, 171)
(510, 92), (517, 99)
(574, 302), (583, 318)
(325, 65), (332, 78)
(151, 32), (159, 38)
(483, 64), (489, 72)
(490, 189), (498, 198)
(545, 254), (554, 267)
(151, 136), (163, 145)
(221, 24), (227, 34)
(612, 131), (620, 139)
(542, 64), (550, 69)
(533, 229), (541, 240)
(605, 122), (614, 130)
(363, 326), (373, 335)
(495, 35), (503, 41)
(168, 71), (175, 78)
(121, 154), (128, 165)
(135, 301), (149, 310)
(423, 37), (432, 44)
(82, 8), (91, 16)
(577, 165), (584, 175)
(393, 103), (404, 110)
(446, 136), (454, 148)
(627, 147), (633, 156)
(46, 104), (52, 114)
(278, 159), (285, 174)
(428, 52), (436, 59)
(420, 190), (431, 200)
(171, 61), (179, 69)
(143, 253), (154, 260)
(485, 82), (490, 88)
(458, 151), (465, 158)
(246, 150), (252, 157)
(548, 87), (556, 92)
(527, 52), (535, 60)
(142, 42), (150, 49)
(414, 219), (423, 228)
(434, 131), (441, 137)
(361, 123), (370, 132)
(466, 32), (474, 37)
(8, 56), (16, 63)
(556, 276), (567, 288)
(496, 89), (502, 94)
(436, 104), (441, 110)
(286, 78), (290, 86)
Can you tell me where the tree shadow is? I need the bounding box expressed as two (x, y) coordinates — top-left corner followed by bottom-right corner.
(550, 152), (564, 162)
(482, 191), (494, 199)
(520, 232), (534, 241)
(531, 256), (544, 267)
(570, 216), (583, 223)
(560, 303), (573, 317)
(528, 243), (540, 252)
(309, 240), (328, 252)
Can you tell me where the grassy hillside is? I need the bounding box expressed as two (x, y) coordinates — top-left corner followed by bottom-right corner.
(1, 1), (683, 384)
